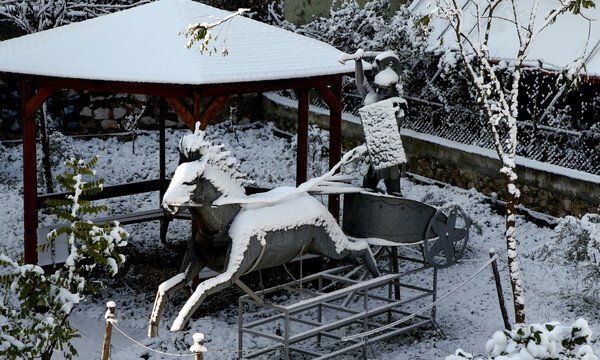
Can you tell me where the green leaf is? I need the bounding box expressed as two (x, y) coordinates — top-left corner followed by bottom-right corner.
(0, 274), (17, 283)
(533, 331), (541, 344)
(414, 14), (431, 29)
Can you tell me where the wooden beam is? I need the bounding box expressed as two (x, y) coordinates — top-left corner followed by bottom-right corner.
(22, 78), (38, 265)
(194, 74), (349, 97)
(37, 180), (165, 208)
(164, 96), (195, 130)
(20, 72), (352, 99)
(199, 95), (228, 131)
(24, 88), (54, 119)
(31, 75), (193, 98)
(315, 85), (342, 114)
(296, 89), (309, 186)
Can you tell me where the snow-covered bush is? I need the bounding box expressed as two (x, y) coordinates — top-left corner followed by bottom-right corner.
(447, 319), (597, 360)
(535, 214), (600, 298)
(0, 156), (128, 360)
(290, 124), (331, 179)
(299, 0), (390, 52)
(0, 0), (148, 34)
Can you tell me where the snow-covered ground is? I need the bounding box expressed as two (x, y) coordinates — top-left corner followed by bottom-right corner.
(0, 121), (597, 359)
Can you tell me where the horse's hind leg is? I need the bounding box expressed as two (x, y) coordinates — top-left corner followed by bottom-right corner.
(148, 260), (203, 338)
(360, 246), (380, 278)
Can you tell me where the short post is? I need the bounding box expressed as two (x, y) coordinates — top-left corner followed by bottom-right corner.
(190, 333), (207, 360)
(489, 249), (511, 331)
(101, 301), (117, 360)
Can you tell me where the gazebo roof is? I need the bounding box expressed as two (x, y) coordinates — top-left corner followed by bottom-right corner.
(410, 0), (600, 77)
(0, 0), (354, 85)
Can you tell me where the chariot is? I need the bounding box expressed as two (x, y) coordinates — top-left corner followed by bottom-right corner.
(149, 126), (472, 359)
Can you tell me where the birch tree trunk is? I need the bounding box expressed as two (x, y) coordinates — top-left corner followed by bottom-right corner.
(431, 0), (594, 326)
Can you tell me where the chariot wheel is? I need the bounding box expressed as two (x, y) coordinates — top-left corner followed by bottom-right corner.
(423, 204), (470, 269)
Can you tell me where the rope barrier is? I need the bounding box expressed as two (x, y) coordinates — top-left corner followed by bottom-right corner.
(109, 320), (286, 356)
(110, 322), (195, 358)
(106, 255), (499, 356)
(340, 254), (498, 342)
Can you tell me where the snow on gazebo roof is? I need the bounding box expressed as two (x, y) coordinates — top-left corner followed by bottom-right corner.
(410, 0), (600, 77)
(0, 0), (354, 85)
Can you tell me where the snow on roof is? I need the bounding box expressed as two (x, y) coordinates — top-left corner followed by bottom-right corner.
(0, 0), (355, 85)
(410, 0), (600, 77)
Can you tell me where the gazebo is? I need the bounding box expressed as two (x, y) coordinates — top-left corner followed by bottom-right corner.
(0, 0), (357, 265)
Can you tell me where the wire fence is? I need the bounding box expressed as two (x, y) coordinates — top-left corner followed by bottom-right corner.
(403, 110), (600, 175)
(275, 86), (600, 176)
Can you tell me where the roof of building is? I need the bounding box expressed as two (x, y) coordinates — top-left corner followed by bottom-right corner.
(0, 0), (354, 85)
(409, 0), (600, 77)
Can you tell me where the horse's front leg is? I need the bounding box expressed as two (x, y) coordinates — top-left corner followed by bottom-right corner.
(170, 268), (245, 332)
(148, 260), (203, 338)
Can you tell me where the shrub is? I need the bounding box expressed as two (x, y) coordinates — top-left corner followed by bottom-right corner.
(0, 156), (128, 360)
(535, 214), (600, 299)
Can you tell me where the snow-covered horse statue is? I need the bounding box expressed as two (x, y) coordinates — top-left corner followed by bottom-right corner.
(148, 125), (379, 337)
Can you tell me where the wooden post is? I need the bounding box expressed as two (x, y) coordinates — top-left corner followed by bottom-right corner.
(315, 78), (343, 222)
(158, 98), (170, 244)
(101, 301), (116, 360)
(296, 88), (309, 186)
(191, 333), (207, 360)
(21, 79), (54, 265)
(489, 249), (511, 331)
(328, 78), (342, 221)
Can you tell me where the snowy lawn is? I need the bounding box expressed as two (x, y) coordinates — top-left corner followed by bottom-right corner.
(0, 122), (598, 359)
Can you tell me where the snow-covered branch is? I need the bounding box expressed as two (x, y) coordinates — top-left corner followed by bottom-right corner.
(182, 7), (250, 55)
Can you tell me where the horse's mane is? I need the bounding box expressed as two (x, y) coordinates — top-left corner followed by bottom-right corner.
(179, 124), (248, 194)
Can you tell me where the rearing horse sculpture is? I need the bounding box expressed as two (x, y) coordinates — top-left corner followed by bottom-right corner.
(148, 125), (379, 337)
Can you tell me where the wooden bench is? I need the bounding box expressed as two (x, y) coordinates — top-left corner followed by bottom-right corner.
(37, 208), (191, 267)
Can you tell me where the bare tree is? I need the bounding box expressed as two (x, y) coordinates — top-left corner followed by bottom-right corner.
(427, 0), (594, 325)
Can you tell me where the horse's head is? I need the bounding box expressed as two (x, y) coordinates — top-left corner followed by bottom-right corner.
(162, 124), (247, 215)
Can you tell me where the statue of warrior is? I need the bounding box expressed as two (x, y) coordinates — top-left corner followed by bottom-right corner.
(341, 49), (408, 196)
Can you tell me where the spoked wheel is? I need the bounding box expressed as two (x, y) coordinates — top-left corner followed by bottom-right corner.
(423, 204), (470, 269)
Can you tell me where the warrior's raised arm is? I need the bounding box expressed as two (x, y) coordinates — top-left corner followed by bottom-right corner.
(339, 49), (379, 101)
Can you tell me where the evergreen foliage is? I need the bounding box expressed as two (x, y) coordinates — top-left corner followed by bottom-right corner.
(0, 156), (128, 360)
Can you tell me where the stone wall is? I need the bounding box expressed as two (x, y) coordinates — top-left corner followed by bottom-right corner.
(402, 133), (600, 217)
(0, 84), (262, 139)
(75, 92), (168, 133)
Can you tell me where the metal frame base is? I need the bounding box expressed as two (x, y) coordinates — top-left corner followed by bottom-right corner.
(238, 256), (437, 359)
